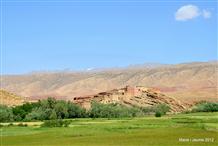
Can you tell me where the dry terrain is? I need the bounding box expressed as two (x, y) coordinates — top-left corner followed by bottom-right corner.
(1, 61), (217, 104)
(0, 90), (25, 106)
(73, 86), (189, 112)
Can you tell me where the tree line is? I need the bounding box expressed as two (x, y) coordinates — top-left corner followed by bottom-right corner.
(1, 97), (172, 122)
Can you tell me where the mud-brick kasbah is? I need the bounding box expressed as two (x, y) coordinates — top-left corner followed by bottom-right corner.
(72, 86), (146, 109)
(72, 85), (188, 112)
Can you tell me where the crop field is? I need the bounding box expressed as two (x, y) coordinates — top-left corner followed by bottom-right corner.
(1, 112), (218, 146)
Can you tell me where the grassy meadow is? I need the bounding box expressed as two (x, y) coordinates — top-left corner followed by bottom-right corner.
(1, 112), (218, 146)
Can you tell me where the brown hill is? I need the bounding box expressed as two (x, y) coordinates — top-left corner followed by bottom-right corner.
(73, 86), (189, 113)
(0, 89), (25, 106)
(1, 61), (217, 104)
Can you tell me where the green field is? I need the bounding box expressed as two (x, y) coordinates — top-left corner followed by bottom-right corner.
(1, 112), (218, 146)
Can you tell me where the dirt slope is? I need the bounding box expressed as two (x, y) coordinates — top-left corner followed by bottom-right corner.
(0, 89), (25, 106)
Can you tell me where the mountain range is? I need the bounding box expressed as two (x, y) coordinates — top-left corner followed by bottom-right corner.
(1, 61), (217, 104)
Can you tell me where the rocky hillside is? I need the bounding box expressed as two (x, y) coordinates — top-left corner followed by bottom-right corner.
(73, 86), (189, 113)
(1, 61), (217, 103)
(0, 89), (25, 106)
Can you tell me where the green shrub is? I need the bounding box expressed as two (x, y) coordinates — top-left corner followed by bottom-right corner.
(41, 120), (62, 127)
(155, 111), (162, 117)
(63, 120), (72, 127)
(89, 102), (141, 118)
(141, 106), (154, 114)
(192, 102), (218, 112)
(8, 123), (14, 126)
(154, 104), (170, 115)
(17, 123), (28, 127)
(41, 119), (71, 128)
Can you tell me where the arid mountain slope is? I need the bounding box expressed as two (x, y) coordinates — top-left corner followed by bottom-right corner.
(73, 86), (189, 112)
(0, 90), (25, 106)
(1, 61), (217, 103)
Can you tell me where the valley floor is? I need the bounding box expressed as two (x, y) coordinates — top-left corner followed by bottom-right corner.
(1, 112), (218, 146)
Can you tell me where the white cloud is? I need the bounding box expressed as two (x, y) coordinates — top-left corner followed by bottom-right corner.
(175, 4), (212, 21)
(202, 9), (211, 18)
(175, 5), (200, 21)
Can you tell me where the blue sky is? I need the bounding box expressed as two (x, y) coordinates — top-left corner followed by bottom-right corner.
(1, 0), (217, 74)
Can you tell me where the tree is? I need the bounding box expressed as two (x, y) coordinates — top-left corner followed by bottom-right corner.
(39, 97), (56, 109)
(0, 105), (14, 122)
(154, 104), (170, 115)
(67, 102), (86, 118)
(54, 101), (69, 119)
(47, 97), (56, 109)
(49, 109), (57, 120)
(12, 102), (39, 121)
(25, 107), (47, 121)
